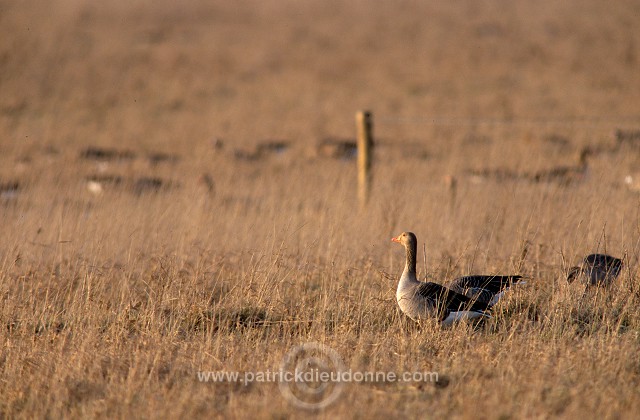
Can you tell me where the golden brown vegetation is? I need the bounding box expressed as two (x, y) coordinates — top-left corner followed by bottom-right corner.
(2, 0), (640, 418)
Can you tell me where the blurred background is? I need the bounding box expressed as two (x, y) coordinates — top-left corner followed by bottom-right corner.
(2, 0), (640, 268)
(2, 0), (639, 151)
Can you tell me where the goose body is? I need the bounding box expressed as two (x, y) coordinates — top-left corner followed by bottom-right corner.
(392, 232), (493, 325)
(446, 275), (524, 305)
(567, 254), (622, 286)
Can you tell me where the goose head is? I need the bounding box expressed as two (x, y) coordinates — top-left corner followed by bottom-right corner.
(566, 266), (581, 283)
(391, 231), (417, 249)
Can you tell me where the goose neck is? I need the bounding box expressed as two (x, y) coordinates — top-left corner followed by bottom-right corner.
(404, 241), (417, 277)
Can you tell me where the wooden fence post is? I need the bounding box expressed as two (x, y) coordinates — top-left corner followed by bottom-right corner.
(356, 110), (373, 209)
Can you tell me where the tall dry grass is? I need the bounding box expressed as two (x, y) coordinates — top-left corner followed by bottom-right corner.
(2, 0), (640, 418)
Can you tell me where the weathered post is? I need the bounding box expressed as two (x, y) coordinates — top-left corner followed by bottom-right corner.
(356, 110), (373, 209)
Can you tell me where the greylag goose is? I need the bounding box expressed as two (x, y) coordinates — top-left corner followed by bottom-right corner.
(465, 148), (591, 186)
(446, 275), (524, 305)
(567, 254), (622, 286)
(527, 147), (591, 185)
(392, 232), (493, 325)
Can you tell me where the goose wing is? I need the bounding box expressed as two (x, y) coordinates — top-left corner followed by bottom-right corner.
(449, 275), (523, 295)
(416, 281), (490, 314)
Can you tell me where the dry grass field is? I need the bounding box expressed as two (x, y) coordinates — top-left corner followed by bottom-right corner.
(2, 0), (640, 418)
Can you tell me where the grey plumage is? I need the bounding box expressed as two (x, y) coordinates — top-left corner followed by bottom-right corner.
(567, 254), (622, 286)
(446, 275), (524, 305)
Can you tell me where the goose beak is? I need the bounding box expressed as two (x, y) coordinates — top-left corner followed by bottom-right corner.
(391, 236), (400, 243)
